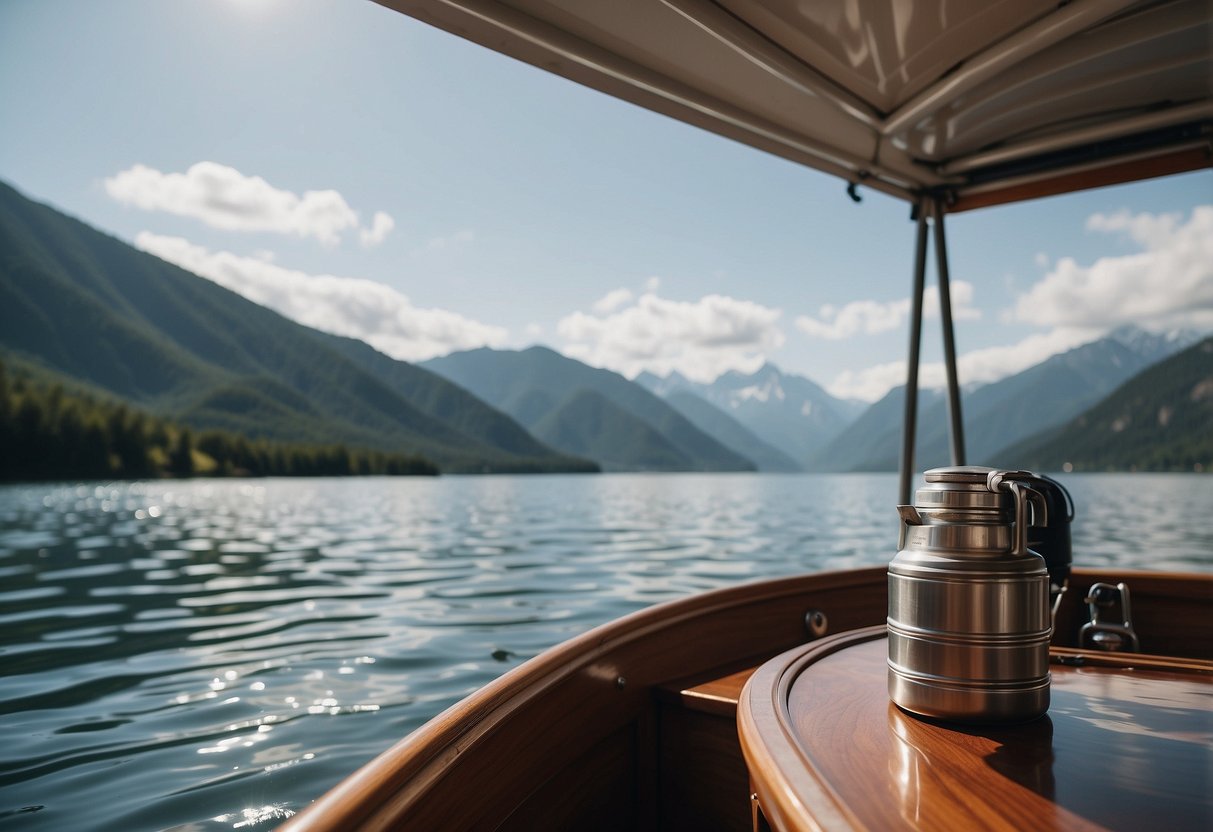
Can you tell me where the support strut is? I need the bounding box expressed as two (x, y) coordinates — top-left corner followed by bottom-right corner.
(934, 198), (966, 467)
(898, 199), (968, 506)
(898, 202), (930, 506)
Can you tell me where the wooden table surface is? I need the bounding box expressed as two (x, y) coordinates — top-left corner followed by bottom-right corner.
(739, 627), (1213, 832)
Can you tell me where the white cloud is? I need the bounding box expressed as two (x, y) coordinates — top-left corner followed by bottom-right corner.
(825, 360), (910, 403)
(105, 162), (393, 246)
(825, 327), (1097, 402)
(953, 328), (1100, 386)
(135, 232), (507, 362)
(1015, 206), (1213, 331)
(556, 291), (783, 382)
(796, 298), (905, 339)
(360, 211), (395, 247)
(644, 276), (661, 293)
(812, 204), (1213, 402)
(1086, 208), (1180, 244)
(795, 281), (980, 340)
(592, 288), (634, 315)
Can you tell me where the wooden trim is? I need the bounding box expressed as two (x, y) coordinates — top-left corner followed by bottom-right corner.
(948, 146), (1212, 212)
(1051, 647), (1213, 673)
(1067, 566), (1213, 605)
(739, 626), (887, 832)
(668, 666), (758, 717)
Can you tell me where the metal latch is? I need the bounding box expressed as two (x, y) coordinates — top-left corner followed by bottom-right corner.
(1079, 582), (1140, 652)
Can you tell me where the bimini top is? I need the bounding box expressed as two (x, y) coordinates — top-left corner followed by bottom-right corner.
(375, 0), (1211, 210)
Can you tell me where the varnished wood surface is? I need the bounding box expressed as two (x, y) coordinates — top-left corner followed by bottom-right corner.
(669, 666), (757, 717)
(740, 630), (1213, 832)
(658, 704), (752, 831)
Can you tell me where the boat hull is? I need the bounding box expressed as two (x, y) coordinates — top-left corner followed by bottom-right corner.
(285, 566), (1211, 831)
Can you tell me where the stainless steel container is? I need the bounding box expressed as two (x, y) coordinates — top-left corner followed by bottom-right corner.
(888, 466), (1051, 723)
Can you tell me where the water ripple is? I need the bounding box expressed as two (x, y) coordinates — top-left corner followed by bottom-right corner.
(0, 473), (1208, 830)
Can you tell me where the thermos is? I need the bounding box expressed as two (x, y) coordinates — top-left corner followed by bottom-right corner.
(888, 466), (1052, 723)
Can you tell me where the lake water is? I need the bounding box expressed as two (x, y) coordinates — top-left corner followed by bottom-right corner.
(1, 473), (1210, 830)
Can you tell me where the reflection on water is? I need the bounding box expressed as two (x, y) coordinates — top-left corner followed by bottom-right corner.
(0, 473), (1209, 830)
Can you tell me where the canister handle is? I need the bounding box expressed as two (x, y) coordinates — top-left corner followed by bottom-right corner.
(986, 471), (1048, 556)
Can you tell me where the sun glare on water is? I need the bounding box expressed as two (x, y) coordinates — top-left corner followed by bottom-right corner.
(212, 804), (296, 829)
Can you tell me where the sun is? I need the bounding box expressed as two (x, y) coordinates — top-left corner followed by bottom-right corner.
(221, 0), (282, 15)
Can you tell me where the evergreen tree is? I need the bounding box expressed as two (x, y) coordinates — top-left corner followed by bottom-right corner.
(12, 395), (46, 479)
(0, 362), (14, 472)
(81, 420), (112, 478)
(169, 429), (195, 477)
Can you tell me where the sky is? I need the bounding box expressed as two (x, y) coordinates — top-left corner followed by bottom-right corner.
(1, 0), (1210, 403)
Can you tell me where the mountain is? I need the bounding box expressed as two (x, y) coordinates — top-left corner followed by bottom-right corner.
(530, 389), (691, 472)
(319, 333), (577, 462)
(663, 391), (800, 472)
(423, 346), (756, 472)
(957, 327), (1201, 468)
(812, 386), (946, 472)
(0, 180), (594, 474)
(999, 337), (1213, 472)
(813, 328), (1201, 471)
(637, 363), (862, 469)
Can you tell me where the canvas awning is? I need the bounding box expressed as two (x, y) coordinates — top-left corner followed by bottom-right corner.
(375, 0), (1211, 210)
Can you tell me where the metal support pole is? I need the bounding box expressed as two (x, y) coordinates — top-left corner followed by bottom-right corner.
(899, 201), (930, 506)
(933, 198), (967, 466)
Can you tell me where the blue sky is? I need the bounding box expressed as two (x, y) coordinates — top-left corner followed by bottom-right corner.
(2, 0), (1210, 401)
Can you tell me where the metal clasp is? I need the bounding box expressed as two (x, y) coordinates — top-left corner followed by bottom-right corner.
(1050, 579), (1068, 622)
(896, 505), (922, 550)
(1079, 582), (1140, 652)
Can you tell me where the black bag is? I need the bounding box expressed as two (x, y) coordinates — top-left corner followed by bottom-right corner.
(1025, 474), (1074, 597)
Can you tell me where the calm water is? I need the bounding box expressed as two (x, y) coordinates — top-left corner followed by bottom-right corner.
(0, 473), (1210, 830)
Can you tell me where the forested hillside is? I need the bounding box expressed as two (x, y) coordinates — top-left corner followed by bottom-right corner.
(1001, 338), (1213, 472)
(0, 180), (594, 474)
(0, 359), (437, 481)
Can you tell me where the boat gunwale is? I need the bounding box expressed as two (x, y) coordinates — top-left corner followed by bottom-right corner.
(739, 625), (889, 832)
(284, 564), (889, 830)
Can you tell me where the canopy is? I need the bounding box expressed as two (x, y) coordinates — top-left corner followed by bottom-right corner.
(375, 0), (1211, 210)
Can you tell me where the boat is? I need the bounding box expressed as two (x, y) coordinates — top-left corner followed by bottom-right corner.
(283, 2), (1213, 829)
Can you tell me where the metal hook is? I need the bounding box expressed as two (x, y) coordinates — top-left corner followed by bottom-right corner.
(847, 170), (870, 203)
(1079, 582), (1140, 652)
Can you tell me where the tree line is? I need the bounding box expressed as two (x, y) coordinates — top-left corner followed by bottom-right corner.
(0, 360), (438, 481)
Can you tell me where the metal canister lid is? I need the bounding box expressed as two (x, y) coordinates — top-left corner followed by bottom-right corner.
(917, 466), (1007, 511)
(924, 465), (998, 483)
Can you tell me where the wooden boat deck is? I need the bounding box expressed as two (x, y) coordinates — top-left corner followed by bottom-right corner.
(740, 628), (1213, 832)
